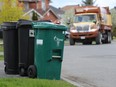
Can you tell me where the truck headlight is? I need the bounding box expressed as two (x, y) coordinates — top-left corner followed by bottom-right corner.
(91, 25), (97, 29)
(70, 26), (77, 33)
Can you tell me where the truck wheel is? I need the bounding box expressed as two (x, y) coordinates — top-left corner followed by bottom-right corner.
(19, 67), (26, 76)
(107, 32), (112, 43)
(102, 32), (112, 44)
(96, 32), (102, 44)
(69, 37), (75, 45)
(28, 65), (37, 78)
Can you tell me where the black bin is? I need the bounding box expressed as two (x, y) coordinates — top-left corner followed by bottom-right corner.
(0, 28), (3, 39)
(2, 22), (19, 74)
(17, 19), (34, 76)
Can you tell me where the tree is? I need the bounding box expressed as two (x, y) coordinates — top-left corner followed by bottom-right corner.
(0, 0), (28, 23)
(32, 11), (38, 21)
(62, 9), (74, 31)
(82, 0), (96, 6)
(110, 8), (116, 37)
(62, 9), (74, 29)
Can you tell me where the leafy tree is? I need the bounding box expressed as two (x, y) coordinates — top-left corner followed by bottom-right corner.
(82, 0), (96, 6)
(110, 8), (116, 37)
(32, 11), (38, 21)
(62, 9), (74, 30)
(0, 0), (28, 23)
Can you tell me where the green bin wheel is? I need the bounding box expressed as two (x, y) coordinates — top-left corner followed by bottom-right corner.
(28, 65), (37, 78)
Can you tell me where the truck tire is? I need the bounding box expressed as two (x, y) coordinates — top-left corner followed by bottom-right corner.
(107, 32), (112, 43)
(96, 32), (102, 44)
(69, 37), (75, 45)
(28, 65), (37, 78)
(102, 32), (112, 44)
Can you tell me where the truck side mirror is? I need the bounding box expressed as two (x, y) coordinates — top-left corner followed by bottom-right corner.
(93, 20), (97, 24)
(67, 18), (71, 25)
(67, 22), (70, 25)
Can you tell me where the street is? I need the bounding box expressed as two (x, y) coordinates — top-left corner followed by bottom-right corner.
(62, 40), (116, 87)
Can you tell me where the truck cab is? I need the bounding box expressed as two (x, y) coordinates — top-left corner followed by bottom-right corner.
(70, 6), (112, 45)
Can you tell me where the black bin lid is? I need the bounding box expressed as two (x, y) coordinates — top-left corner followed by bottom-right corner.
(1, 22), (17, 30)
(17, 19), (32, 28)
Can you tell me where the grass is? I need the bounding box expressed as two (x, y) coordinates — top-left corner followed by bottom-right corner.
(0, 45), (3, 52)
(0, 55), (4, 60)
(0, 78), (76, 87)
(0, 39), (3, 52)
(113, 36), (116, 39)
(0, 43), (4, 61)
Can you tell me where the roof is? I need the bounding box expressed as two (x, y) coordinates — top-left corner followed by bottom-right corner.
(18, 0), (52, 2)
(23, 9), (43, 17)
(49, 5), (64, 14)
(18, 0), (39, 2)
(23, 8), (59, 19)
(23, 5), (64, 19)
(61, 5), (79, 11)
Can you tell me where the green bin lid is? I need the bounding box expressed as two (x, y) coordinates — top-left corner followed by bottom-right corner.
(32, 22), (67, 31)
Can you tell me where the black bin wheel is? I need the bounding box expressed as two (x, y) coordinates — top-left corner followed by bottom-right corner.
(28, 65), (37, 78)
(19, 67), (26, 76)
(4, 66), (7, 74)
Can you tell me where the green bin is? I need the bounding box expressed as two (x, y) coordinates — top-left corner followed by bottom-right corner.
(28, 22), (67, 80)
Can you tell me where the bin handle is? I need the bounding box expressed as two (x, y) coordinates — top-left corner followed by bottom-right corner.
(52, 56), (61, 58)
(48, 56), (62, 62)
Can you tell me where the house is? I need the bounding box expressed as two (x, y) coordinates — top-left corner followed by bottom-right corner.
(18, 0), (64, 23)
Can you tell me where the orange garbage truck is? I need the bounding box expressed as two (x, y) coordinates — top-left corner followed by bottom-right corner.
(69, 6), (112, 45)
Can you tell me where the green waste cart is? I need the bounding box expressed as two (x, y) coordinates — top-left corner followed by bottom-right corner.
(28, 22), (67, 80)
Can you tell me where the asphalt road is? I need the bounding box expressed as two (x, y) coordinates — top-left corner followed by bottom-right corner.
(62, 40), (116, 87)
(0, 61), (20, 78)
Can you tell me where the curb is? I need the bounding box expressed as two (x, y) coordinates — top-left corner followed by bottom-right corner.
(61, 77), (84, 87)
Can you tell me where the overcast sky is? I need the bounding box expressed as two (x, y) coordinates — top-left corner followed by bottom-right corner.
(50, 0), (116, 9)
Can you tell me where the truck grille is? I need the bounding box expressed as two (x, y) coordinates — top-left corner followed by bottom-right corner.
(77, 25), (89, 32)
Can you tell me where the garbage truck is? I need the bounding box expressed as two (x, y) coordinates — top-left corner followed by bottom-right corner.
(69, 6), (112, 45)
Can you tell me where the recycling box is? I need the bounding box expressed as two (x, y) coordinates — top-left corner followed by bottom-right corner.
(2, 22), (19, 74)
(17, 19), (34, 76)
(28, 22), (67, 80)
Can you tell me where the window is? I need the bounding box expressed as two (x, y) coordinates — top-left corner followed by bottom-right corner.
(42, 0), (46, 10)
(24, 2), (29, 10)
(74, 14), (96, 23)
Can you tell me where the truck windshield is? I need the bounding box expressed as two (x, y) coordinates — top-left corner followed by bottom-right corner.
(74, 14), (96, 23)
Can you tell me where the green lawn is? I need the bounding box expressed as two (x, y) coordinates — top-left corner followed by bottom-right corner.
(0, 44), (4, 61)
(0, 39), (3, 52)
(0, 55), (4, 60)
(0, 78), (76, 87)
(0, 40), (4, 61)
(0, 45), (3, 52)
